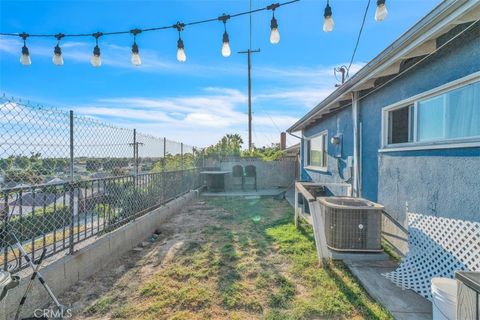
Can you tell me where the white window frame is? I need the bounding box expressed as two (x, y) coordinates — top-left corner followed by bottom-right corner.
(380, 72), (480, 152)
(304, 130), (328, 172)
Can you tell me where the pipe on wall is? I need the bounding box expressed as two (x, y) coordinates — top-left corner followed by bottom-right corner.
(352, 91), (360, 197)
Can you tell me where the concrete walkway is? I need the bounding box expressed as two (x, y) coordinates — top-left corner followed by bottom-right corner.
(345, 260), (432, 320)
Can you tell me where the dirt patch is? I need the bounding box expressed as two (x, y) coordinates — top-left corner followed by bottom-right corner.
(59, 199), (220, 318)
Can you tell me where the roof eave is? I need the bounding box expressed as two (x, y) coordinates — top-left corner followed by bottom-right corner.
(287, 0), (478, 133)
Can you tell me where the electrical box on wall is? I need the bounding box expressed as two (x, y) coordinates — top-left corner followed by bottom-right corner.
(331, 133), (343, 158)
(347, 156), (354, 168)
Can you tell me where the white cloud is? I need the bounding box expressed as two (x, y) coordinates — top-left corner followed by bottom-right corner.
(71, 87), (303, 147)
(0, 37), (365, 147)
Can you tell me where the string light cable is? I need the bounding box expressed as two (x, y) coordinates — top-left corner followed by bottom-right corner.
(346, 0), (371, 77)
(333, 19), (479, 116)
(0, 1), (300, 41)
(1, 0), (389, 67)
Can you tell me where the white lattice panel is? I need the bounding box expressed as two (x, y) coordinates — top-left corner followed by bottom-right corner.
(383, 213), (480, 300)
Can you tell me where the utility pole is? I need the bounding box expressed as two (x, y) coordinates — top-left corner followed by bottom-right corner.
(238, 0), (260, 151)
(238, 48), (260, 150)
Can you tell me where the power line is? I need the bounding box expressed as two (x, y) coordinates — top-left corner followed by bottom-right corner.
(0, 0), (300, 39)
(336, 19), (479, 113)
(346, 0), (371, 77)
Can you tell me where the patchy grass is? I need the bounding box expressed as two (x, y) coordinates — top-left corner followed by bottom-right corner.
(381, 240), (402, 263)
(84, 296), (116, 315)
(79, 197), (392, 319)
(266, 222), (392, 319)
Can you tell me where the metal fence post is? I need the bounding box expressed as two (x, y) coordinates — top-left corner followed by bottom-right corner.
(69, 111), (74, 181)
(133, 129), (138, 186)
(3, 192), (9, 271)
(69, 110), (75, 254)
(162, 137), (166, 203)
(181, 143), (184, 193)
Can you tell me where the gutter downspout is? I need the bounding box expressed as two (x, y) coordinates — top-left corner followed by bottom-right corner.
(352, 91), (360, 197)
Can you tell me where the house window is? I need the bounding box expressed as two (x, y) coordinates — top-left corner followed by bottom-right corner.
(418, 81), (480, 141)
(306, 131), (327, 168)
(388, 104), (413, 144)
(384, 77), (480, 148)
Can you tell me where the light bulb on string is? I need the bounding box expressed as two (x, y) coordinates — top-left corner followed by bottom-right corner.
(267, 3), (280, 45)
(323, 0), (334, 32)
(375, 0), (388, 21)
(19, 32), (31, 66)
(218, 14), (231, 57)
(130, 29), (142, 66)
(175, 22), (186, 62)
(52, 33), (64, 66)
(90, 32), (102, 67)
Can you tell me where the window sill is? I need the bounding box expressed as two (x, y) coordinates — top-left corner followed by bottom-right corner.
(304, 166), (328, 173)
(379, 139), (480, 152)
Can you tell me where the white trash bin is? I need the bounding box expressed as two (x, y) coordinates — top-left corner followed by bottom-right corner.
(431, 277), (457, 320)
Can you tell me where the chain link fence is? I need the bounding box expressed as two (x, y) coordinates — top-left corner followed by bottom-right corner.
(0, 96), (204, 272)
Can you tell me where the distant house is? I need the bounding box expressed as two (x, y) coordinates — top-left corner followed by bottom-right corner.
(287, 1), (480, 254)
(284, 143), (300, 157)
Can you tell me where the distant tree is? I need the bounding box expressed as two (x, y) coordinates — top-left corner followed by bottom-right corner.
(0, 156), (14, 171)
(112, 167), (128, 176)
(204, 134), (243, 157)
(32, 161), (52, 176)
(203, 135), (285, 161)
(43, 158), (68, 173)
(29, 152), (41, 163)
(15, 156), (31, 169)
(4, 169), (42, 184)
(104, 158), (129, 170)
(55, 158), (68, 172)
(86, 159), (102, 172)
(242, 144), (285, 161)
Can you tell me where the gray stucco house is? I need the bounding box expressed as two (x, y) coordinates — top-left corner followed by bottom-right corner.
(287, 0), (480, 254)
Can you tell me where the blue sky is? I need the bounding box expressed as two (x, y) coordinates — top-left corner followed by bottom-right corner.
(0, 0), (442, 148)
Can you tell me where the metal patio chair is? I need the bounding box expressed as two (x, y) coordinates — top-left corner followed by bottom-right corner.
(244, 165), (257, 191)
(232, 165), (244, 191)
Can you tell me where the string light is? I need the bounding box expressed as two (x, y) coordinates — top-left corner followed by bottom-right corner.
(323, 0), (334, 32)
(130, 29), (141, 66)
(19, 32), (31, 66)
(0, 0), (391, 67)
(268, 3), (280, 44)
(175, 22), (186, 62)
(218, 14), (231, 57)
(91, 32), (102, 67)
(1, 1), (300, 66)
(52, 33), (64, 66)
(375, 0), (387, 21)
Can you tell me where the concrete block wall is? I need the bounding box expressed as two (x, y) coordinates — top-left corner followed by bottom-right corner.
(0, 190), (198, 320)
(218, 157), (296, 191)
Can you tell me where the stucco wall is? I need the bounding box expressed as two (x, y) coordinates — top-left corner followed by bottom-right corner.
(360, 24), (480, 253)
(300, 106), (353, 196)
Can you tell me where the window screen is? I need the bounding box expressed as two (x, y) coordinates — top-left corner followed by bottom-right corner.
(388, 105), (412, 144)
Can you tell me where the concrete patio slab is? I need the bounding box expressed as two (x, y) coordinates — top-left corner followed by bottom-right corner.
(345, 260), (432, 320)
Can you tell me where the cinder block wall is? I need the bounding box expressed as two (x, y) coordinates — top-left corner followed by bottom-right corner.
(218, 157), (296, 191)
(0, 191), (198, 320)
